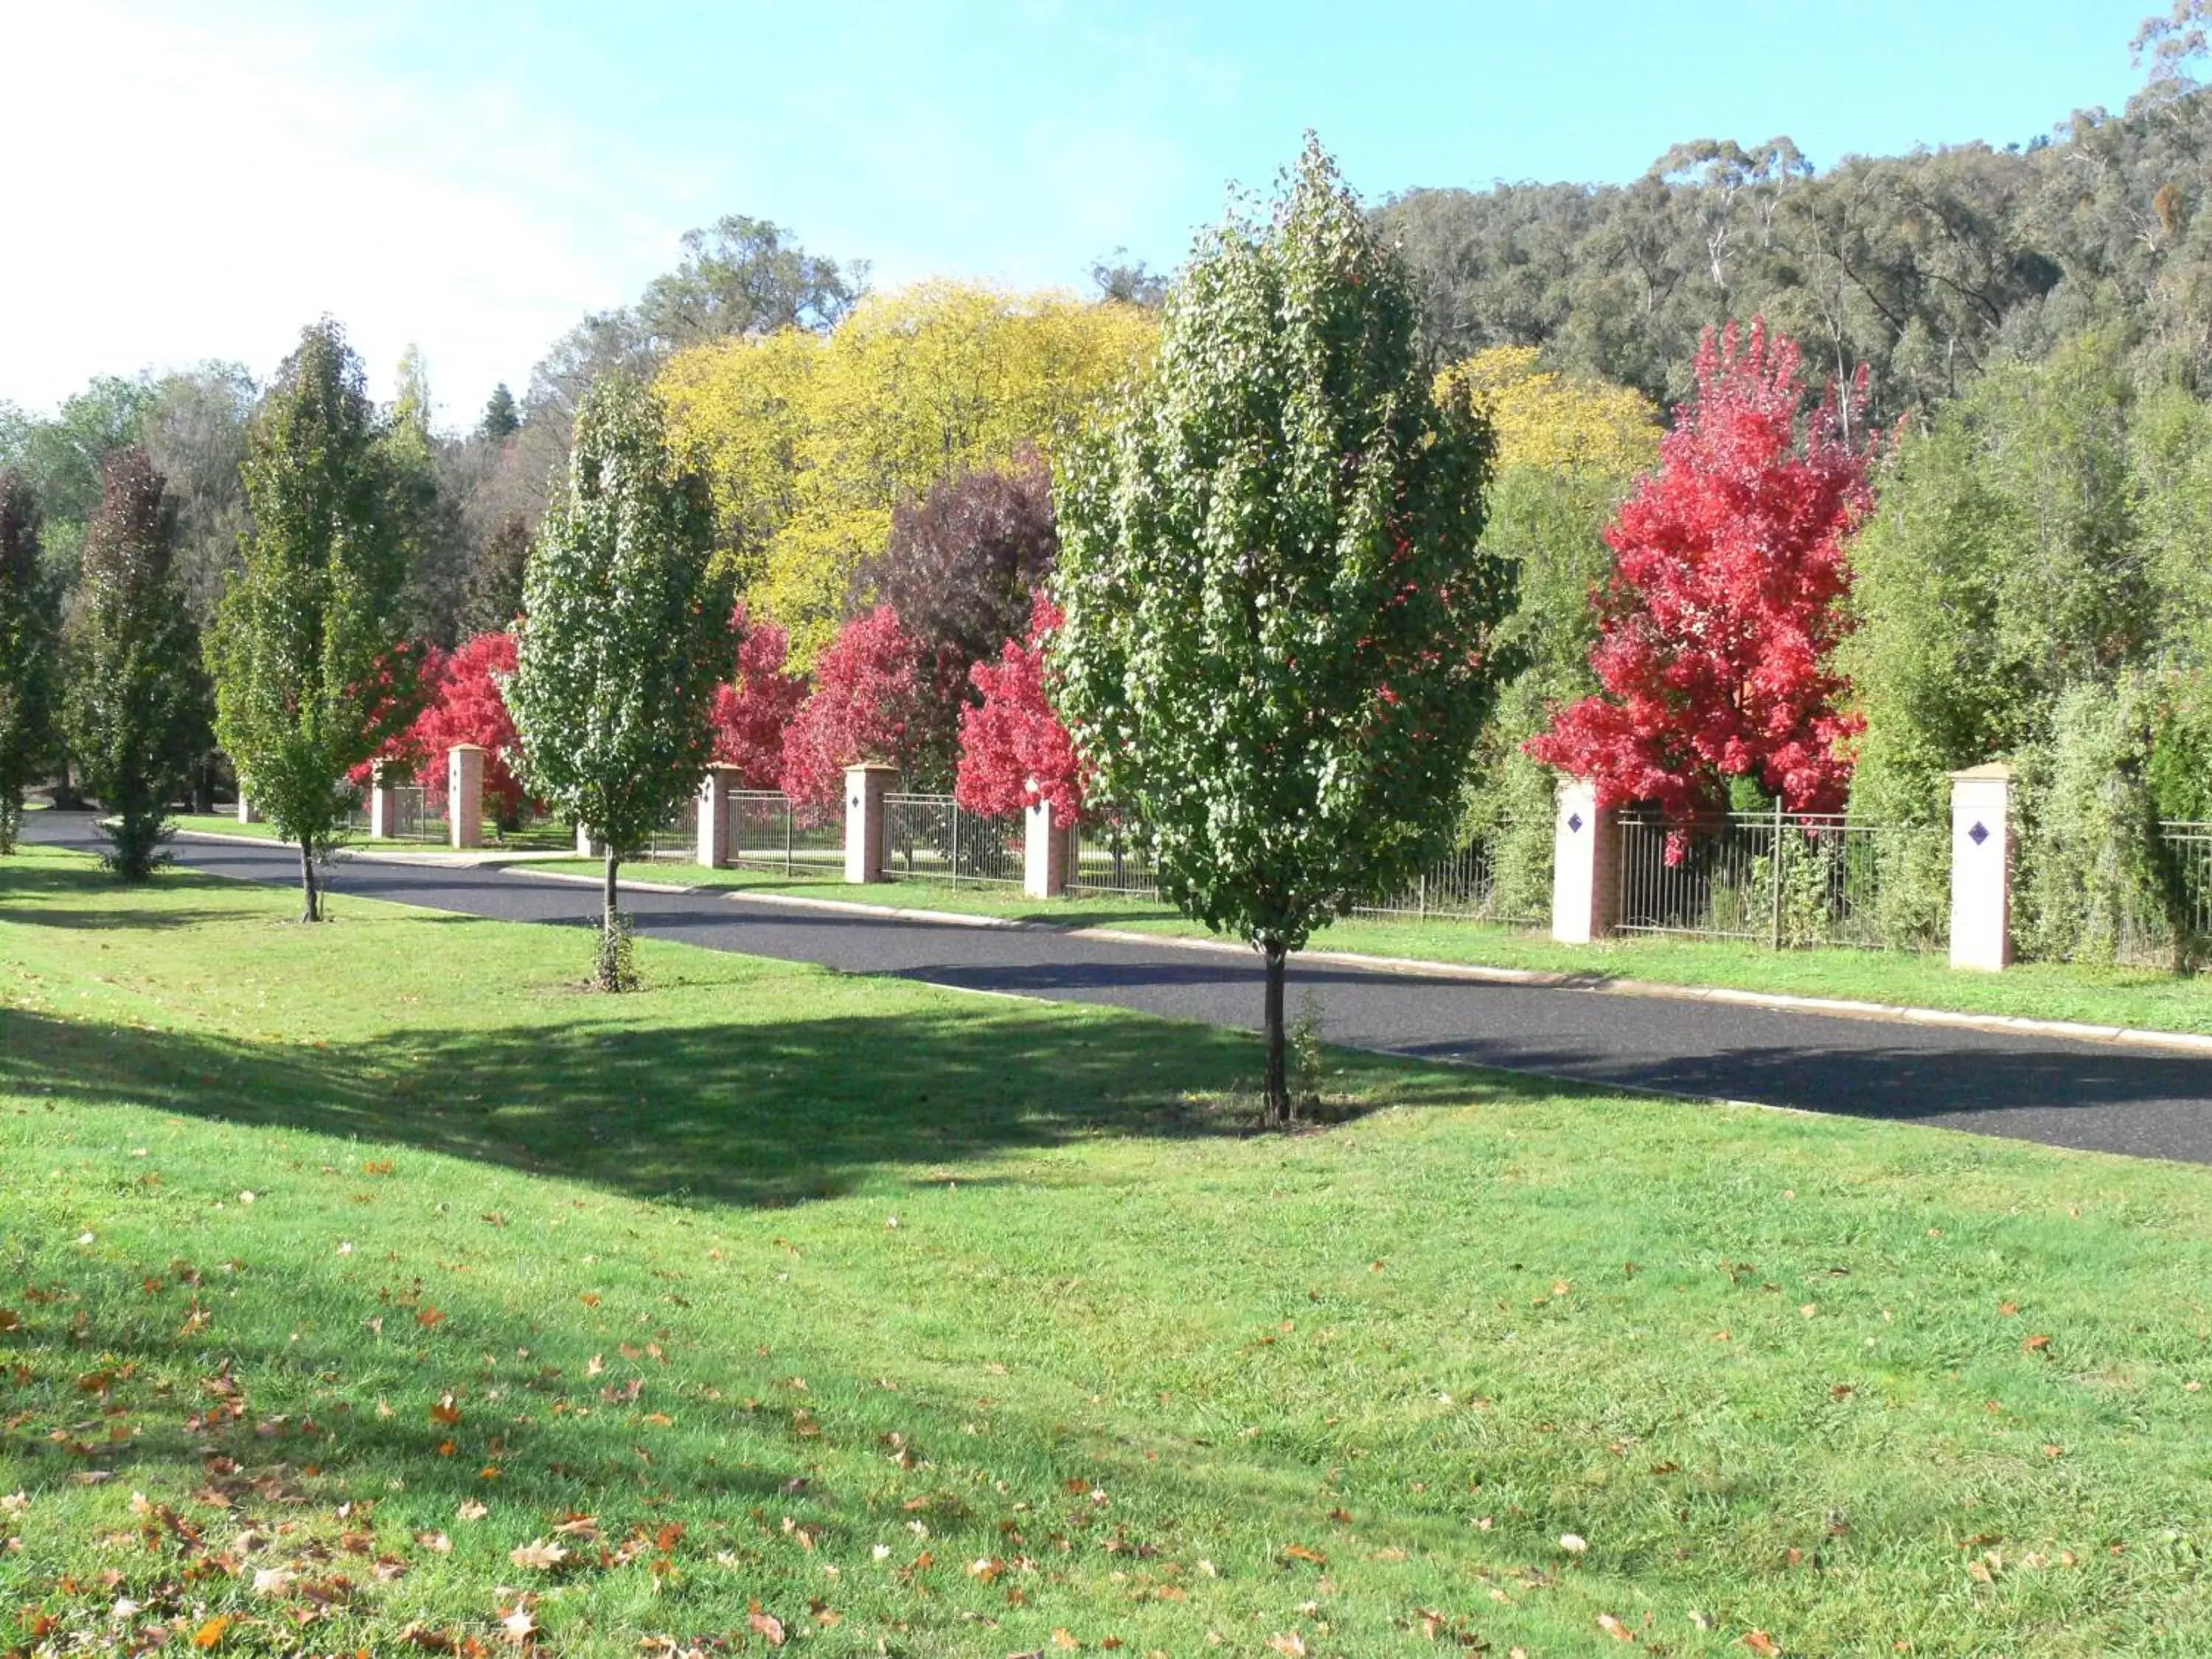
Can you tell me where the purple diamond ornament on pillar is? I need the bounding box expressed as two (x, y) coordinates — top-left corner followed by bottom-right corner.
(1568, 812), (1583, 834)
(1968, 821), (1989, 846)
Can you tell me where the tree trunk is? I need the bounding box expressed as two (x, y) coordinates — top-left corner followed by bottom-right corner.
(603, 846), (619, 938)
(299, 840), (321, 922)
(1262, 939), (1288, 1127)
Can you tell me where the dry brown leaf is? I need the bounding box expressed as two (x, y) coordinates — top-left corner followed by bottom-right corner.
(509, 1537), (568, 1571)
(748, 1606), (786, 1646)
(1743, 1634), (1780, 1657)
(1597, 1612), (1634, 1642)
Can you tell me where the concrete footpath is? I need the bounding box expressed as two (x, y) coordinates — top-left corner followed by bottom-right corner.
(22, 813), (2212, 1166)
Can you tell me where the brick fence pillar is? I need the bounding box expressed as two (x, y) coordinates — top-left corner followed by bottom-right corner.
(368, 765), (402, 839)
(696, 765), (742, 868)
(844, 764), (900, 883)
(1024, 793), (1074, 899)
(1948, 763), (2014, 971)
(447, 745), (484, 850)
(1550, 775), (1618, 945)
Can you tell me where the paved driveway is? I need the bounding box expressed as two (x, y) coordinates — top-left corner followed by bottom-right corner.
(21, 813), (2212, 1165)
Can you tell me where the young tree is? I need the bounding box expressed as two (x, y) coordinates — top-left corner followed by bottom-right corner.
(0, 471), (58, 852)
(506, 377), (723, 987)
(1052, 139), (1513, 1124)
(209, 320), (420, 919)
(1528, 319), (1874, 818)
(65, 449), (210, 878)
(778, 605), (941, 813)
(711, 606), (808, 787)
(956, 592), (1088, 822)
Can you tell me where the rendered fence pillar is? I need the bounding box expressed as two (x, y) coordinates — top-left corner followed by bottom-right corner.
(237, 793), (262, 824)
(447, 745), (485, 850)
(1948, 763), (2014, 972)
(844, 763), (900, 884)
(1024, 793), (1073, 900)
(575, 822), (602, 858)
(696, 765), (743, 868)
(1550, 775), (1618, 945)
(368, 766), (402, 839)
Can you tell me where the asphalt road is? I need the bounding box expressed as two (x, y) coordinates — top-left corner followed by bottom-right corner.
(21, 812), (2212, 1166)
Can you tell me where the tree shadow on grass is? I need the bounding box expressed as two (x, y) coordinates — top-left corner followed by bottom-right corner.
(0, 1001), (1477, 1212)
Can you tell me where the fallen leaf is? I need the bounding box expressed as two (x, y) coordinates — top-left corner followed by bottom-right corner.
(1744, 1635), (1780, 1657)
(1267, 1636), (1307, 1657)
(417, 1306), (446, 1329)
(748, 1606), (787, 1646)
(1598, 1612), (1634, 1642)
(416, 1530), (452, 1553)
(456, 1499), (489, 1521)
(1283, 1543), (1326, 1565)
(252, 1565), (294, 1596)
(430, 1394), (462, 1426)
(2023, 1334), (2052, 1354)
(192, 1615), (230, 1648)
(1559, 1533), (1588, 1554)
(509, 1538), (568, 1571)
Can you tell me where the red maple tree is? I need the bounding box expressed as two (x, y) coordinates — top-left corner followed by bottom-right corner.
(955, 591), (1090, 823)
(349, 643), (448, 790)
(410, 630), (533, 827)
(710, 606), (809, 788)
(1527, 318), (1874, 817)
(779, 605), (939, 812)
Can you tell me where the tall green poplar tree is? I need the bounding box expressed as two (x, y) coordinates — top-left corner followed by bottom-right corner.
(66, 448), (211, 880)
(209, 321), (418, 920)
(506, 376), (723, 989)
(1051, 139), (1514, 1124)
(0, 470), (59, 853)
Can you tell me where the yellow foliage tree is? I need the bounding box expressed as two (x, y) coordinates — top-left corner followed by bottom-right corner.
(1433, 345), (1660, 477)
(660, 280), (1156, 664)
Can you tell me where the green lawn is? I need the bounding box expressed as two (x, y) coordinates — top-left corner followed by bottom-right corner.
(7, 847), (2212, 1654)
(546, 862), (2212, 1039)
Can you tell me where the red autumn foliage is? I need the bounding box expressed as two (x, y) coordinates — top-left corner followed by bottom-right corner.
(956, 591), (1089, 823)
(779, 605), (941, 812)
(1527, 318), (1874, 817)
(409, 631), (532, 826)
(710, 606), (809, 788)
(349, 644), (448, 788)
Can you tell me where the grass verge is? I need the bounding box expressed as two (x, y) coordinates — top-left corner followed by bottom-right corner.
(4, 846), (2212, 1655)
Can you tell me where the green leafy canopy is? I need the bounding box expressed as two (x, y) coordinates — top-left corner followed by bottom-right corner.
(507, 375), (724, 860)
(1050, 136), (1515, 955)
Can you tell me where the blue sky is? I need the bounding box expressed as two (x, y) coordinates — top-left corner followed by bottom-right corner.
(0, 0), (2154, 426)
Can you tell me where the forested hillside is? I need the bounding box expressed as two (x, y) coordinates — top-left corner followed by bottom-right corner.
(1379, 79), (2212, 418)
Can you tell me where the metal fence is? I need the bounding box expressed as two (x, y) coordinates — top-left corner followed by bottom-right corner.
(1615, 809), (1947, 950)
(341, 784), (447, 844)
(1353, 831), (1547, 925)
(2114, 821), (2212, 967)
(1069, 819), (1162, 897)
(726, 790), (845, 876)
(636, 796), (700, 861)
(882, 793), (1024, 887)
